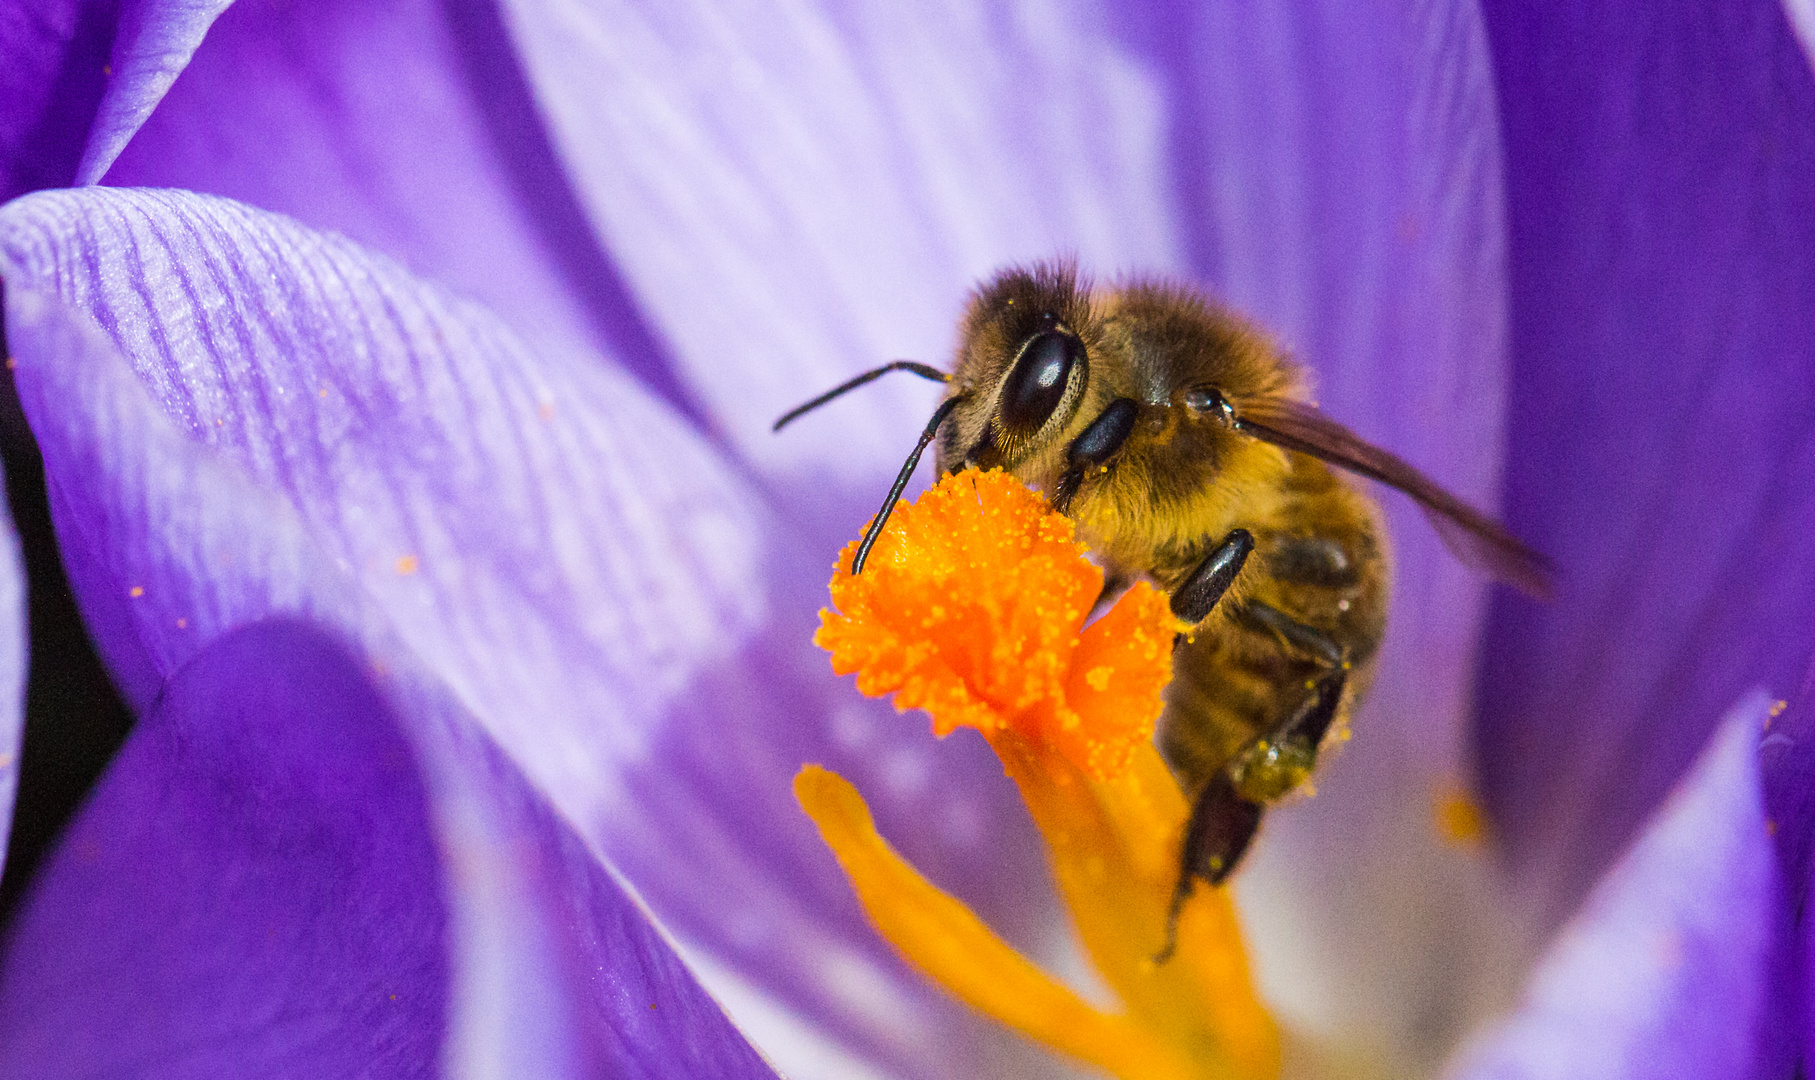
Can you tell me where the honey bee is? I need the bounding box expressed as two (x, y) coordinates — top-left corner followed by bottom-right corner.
(777, 262), (1550, 958)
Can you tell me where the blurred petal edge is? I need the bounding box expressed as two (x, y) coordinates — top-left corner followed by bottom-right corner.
(1447, 692), (1779, 1080)
(0, 617), (779, 1079)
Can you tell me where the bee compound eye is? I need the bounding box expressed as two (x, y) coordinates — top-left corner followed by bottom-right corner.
(999, 330), (1084, 435)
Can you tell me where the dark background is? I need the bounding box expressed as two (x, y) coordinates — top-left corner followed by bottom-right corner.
(0, 288), (134, 926)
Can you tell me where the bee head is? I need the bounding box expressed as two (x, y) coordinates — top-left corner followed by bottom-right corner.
(942, 261), (1099, 471)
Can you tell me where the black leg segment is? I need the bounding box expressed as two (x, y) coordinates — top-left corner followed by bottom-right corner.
(1170, 529), (1255, 625)
(1050, 397), (1140, 513)
(1154, 773), (1265, 963)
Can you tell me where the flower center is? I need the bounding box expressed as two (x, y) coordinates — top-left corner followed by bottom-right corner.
(798, 468), (1278, 1080)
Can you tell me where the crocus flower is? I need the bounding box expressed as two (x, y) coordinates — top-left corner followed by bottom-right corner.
(0, 1), (1812, 1078)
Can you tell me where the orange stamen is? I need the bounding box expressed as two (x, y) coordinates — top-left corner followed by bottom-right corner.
(815, 468), (1165, 774)
(801, 468), (1279, 1080)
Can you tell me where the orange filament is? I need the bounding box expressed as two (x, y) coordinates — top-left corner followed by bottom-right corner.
(801, 468), (1279, 1080)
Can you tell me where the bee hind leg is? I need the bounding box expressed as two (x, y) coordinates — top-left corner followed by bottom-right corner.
(1229, 607), (1350, 802)
(1154, 613), (1349, 965)
(1154, 773), (1263, 963)
(1242, 598), (1343, 666)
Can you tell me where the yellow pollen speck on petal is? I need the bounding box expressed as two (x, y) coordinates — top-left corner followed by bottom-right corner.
(1435, 783), (1488, 847)
(129, 586), (144, 598)
(394, 555), (420, 576)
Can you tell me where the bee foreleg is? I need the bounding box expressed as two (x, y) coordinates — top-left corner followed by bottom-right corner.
(1169, 529), (1256, 625)
(1154, 773), (1264, 964)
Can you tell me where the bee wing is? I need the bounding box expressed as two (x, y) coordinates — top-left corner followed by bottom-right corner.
(1237, 397), (1554, 599)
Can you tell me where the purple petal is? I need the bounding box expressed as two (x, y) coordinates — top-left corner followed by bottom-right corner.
(101, 0), (694, 415)
(0, 617), (777, 1077)
(0, 0), (225, 199)
(1475, 0), (1815, 929)
(0, 620), (447, 1075)
(73, 0), (232, 185)
(1447, 693), (1778, 1079)
(0, 186), (1053, 1078)
(0, 0), (112, 199)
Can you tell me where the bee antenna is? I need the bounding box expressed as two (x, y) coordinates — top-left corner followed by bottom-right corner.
(851, 395), (965, 575)
(773, 361), (950, 432)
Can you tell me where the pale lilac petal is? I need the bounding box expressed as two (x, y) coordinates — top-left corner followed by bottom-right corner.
(1476, 0), (1815, 929)
(1787, 0), (1815, 72)
(0, 617), (777, 1078)
(102, 0), (693, 413)
(1446, 693), (1779, 1079)
(0, 186), (1051, 1079)
(73, 0), (233, 185)
(499, 0), (1187, 540)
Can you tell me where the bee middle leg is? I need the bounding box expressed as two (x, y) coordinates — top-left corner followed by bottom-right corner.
(1169, 529), (1256, 624)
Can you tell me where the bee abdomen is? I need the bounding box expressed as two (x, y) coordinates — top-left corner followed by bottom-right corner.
(1159, 625), (1305, 792)
(1155, 457), (1388, 804)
